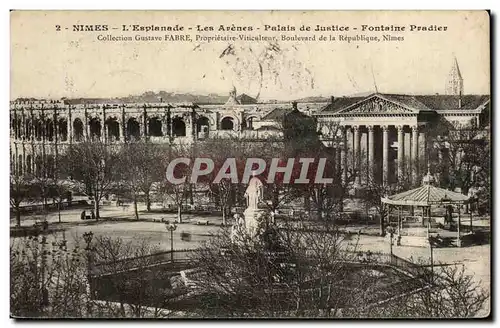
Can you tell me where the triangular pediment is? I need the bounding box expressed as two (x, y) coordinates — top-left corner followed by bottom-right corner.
(335, 94), (419, 115)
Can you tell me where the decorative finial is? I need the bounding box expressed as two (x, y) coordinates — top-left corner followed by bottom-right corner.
(422, 163), (435, 186)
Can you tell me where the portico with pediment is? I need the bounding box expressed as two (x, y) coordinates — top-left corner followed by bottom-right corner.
(317, 94), (434, 187)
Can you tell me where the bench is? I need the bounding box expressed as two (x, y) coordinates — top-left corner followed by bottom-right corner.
(196, 220), (210, 225)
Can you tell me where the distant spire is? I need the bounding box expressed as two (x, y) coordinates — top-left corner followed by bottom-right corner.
(452, 56), (462, 79)
(445, 55), (464, 96)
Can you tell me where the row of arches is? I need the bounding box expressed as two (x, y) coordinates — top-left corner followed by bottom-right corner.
(12, 117), (69, 142)
(12, 153), (55, 178)
(12, 114), (251, 142)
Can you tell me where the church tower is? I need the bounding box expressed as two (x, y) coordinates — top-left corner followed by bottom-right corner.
(445, 56), (464, 95)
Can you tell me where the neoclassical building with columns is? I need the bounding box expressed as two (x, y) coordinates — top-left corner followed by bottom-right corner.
(314, 59), (490, 187)
(10, 59), (490, 188)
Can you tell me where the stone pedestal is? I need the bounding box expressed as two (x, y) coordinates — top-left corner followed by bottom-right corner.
(243, 208), (266, 239)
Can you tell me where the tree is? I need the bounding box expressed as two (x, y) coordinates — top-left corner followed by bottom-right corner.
(64, 141), (120, 220)
(362, 176), (394, 236)
(10, 233), (180, 318)
(365, 263), (489, 318)
(198, 137), (251, 225)
(118, 141), (165, 220)
(90, 235), (179, 318)
(429, 122), (490, 197)
(189, 217), (376, 317)
(10, 174), (35, 227)
(160, 143), (193, 223)
(10, 234), (88, 317)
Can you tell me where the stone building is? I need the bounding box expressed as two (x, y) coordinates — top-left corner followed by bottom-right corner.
(10, 59), (490, 186)
(9, 89), (325, 177)
(314, 59), (490, 187)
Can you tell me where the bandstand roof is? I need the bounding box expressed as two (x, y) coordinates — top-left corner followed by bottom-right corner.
(381, 185), (469, 207)
(381, 170), (469, 207)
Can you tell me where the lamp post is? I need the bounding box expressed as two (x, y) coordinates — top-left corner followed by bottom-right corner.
(166, 223), (177, 262)
(428, 236), (436, 283)
(386, 225), (395, 257)
(83, 231), (94, 316)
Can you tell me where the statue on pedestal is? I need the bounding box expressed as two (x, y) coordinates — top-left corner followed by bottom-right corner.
(243, 177), (266, 238)
(230, 177), (268, 244)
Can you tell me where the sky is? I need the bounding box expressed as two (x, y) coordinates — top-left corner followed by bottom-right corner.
(10, 11), (490, 101)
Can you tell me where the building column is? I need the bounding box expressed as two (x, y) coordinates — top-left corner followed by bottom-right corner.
(102, 106), (107, 143)
(368, 126), (375, 183)
(84, 108), (90, 141)
(411, 125), (419, 185)
(30, 110), (35, 141)
(397, 125), (404, 183)
(382, 125), (389, 186)
(68, 106), (73, 144)
(121, 107), (126, 141)
(336, 142), (342, 179)
(421, 128), (427, 169)
(341, 126), (347, 183)
(353, 126), (360, 185)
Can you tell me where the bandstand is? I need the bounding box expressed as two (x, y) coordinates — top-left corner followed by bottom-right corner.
(381, 168), (470, 247)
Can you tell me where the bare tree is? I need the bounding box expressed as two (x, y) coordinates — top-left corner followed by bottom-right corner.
(160, 143), (193, 223)
(64, 141), (120, 220)
(189, 217), (376, 318)
(362, 176), (394, 236)
(429, 122), (490, 197)
(10, 234), (88, 318)
(364, 262), (489, 318)
(10, 173), (35, 227)
(91, 235), (180, 318)
(118, 141), (165, 220)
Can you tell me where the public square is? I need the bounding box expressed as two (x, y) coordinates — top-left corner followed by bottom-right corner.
(10, 201), (491, 296)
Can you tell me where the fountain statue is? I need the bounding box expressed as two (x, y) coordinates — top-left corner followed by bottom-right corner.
(230, 176), (267, 243)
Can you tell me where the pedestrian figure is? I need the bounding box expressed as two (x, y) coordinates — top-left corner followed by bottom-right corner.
(91, 209), (95, 220)
(80, 210), (86, 221)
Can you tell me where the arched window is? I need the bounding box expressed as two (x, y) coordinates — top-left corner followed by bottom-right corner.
(58, 118), (68, 141)
(34, 119), (43, 141)
(45, 119), (54, 141)
(46, 155), (55, 178)
(35, 155), (42, 177)
(105, 118), (120, 141)
(197, 116), (210, 134)
(18, 155), (23, 176)
(89, 117), (102, 139)
(25, 119), (32, 140)
(127, 118), (141, 140)
(172, 117), (186, 137)
(26, 155), (32, 174)
(148, 117), (163, 136)
(221, 117), (235, 130)
(73, 118), (84, 141)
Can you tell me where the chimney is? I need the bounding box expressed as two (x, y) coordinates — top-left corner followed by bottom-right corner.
(331, 96), (335, 103)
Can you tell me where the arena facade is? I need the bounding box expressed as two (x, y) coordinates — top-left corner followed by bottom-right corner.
(10, 59), (490, 188)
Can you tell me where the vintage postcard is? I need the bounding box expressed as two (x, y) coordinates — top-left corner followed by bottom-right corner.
(10, 10), (490, 319)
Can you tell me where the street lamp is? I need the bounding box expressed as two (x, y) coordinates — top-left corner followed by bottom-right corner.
(428, 235), (437, 283)
(83, 231), (94, 316)
(166, 223), (177, 262)
(386, 225), (395, 257)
